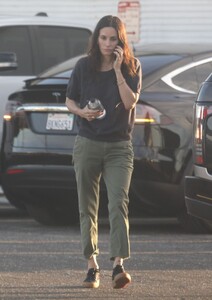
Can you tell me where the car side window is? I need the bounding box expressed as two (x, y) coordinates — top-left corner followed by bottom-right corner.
(172, 68), (199, 93)
(194, 62), (212, 87)
(146, 60), (212, 94)
(0, 26), (33, 76)
(36, 26), (91, 72)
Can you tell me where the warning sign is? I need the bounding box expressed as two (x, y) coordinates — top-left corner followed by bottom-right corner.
(118, 1), (140, 43)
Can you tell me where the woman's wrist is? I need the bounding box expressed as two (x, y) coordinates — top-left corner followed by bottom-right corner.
(115, 69), (125, 86)
(117, 79), (126, 86)
(73, 106), (83, 117)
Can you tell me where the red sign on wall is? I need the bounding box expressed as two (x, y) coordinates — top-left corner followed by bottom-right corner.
(118, 1), (140, 43)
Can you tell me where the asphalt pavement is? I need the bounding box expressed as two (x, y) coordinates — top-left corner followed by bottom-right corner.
(0, 194), (211, 300)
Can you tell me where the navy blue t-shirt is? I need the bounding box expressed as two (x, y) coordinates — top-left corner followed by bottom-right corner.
(66, 56), (141, 142)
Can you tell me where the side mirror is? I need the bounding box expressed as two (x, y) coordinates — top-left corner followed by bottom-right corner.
(0, 52), (18, 71)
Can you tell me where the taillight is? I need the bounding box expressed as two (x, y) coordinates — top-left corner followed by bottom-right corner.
(6, 168), (25, 175)
(3, 101), (20, 121)
(194, 104), (212, 165)
(3, 114), (12, 121)
(135, 103), (172, 125)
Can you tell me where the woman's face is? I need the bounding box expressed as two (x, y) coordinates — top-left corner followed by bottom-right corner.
(98, 27), (119, 57)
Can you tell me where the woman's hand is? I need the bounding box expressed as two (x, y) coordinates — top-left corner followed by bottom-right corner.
(113, 45), (124, 71)
(80, 106), (104, 121)
(66, 98), (103, 121)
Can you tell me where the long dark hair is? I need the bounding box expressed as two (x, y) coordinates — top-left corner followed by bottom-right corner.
(87, 15), (137, 76)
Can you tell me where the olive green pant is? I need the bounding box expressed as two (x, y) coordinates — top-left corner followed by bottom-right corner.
(73, 136), (134, 261)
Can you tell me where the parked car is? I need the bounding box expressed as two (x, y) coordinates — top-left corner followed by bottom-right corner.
(185, 73), (212, 230)
(0, 14), (92, 146)
(1, 43), (212, 232)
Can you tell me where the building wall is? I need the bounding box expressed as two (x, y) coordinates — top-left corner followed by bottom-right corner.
(0, 0), (212, 44)
(141, 0), (212, 43)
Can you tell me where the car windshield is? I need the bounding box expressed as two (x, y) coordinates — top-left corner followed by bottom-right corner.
(138, 55), (182, 76)
(27, 54), (183, 86)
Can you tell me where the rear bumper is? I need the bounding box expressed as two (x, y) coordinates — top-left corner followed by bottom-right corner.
(185, 176), (212, 221)
(2, 164), (77, 191)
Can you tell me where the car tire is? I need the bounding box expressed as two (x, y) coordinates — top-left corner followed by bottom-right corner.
(2, 186), (27, 211)
(177, 209), (212, 233)
(204, 220), (212, 232)
(23, 189), (79, 226)
(178, 160), (212, 233)
(26, 201), (79, 226)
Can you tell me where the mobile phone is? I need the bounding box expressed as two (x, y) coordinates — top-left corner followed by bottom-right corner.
(118, 40), (123, 48)
(113, 42), (123, 60)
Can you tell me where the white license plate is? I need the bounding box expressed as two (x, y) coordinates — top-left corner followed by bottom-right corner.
(46, 113), (74, 130)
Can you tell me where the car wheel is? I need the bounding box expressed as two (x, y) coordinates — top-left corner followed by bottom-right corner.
(177, 209), (212, 233)
(23, 189), (79, 226)
(204, 220), (212, 232)
(26, 201), (79, 226)
(2, 186), (27, 211)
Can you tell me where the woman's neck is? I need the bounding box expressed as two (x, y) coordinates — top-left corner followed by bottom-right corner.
(100, 56), (114, 71)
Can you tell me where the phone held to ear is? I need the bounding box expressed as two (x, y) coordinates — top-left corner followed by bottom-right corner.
(113, 46), (121, 60)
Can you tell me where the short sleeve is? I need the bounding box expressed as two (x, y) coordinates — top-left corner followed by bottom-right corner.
(66, 60), (81, 103)
(126, 58), (142, 94)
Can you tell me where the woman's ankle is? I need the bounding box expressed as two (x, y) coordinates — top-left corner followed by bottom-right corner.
(88, 255), (99, 270)
(113, 257), (123, 268)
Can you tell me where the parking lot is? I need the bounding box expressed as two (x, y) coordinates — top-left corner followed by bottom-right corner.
(0, 192), (211, 300)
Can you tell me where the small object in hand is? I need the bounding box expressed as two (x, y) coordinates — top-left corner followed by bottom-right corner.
(87, 98), (106, 119)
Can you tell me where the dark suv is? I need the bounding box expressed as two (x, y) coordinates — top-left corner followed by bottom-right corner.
(185, 73), (212, 231)
(1, 44), (212, 232)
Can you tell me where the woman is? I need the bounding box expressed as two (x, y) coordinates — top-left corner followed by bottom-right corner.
(66, 15), (142, 289)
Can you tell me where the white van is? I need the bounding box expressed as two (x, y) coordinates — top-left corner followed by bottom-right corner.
(0, 15), (92, 142)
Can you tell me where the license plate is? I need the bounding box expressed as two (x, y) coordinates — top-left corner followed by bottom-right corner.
(46, 113), (74, 130)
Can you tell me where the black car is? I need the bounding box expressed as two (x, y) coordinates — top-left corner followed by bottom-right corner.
(185, 73), (212, 230)
(1, 44), (212, 232)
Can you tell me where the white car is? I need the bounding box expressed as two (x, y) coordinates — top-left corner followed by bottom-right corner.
(0, 14), (93, 142)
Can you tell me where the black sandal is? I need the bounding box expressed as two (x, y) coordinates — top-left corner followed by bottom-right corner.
(83, 268), (100, 288)
(112, 265), (131, 289)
